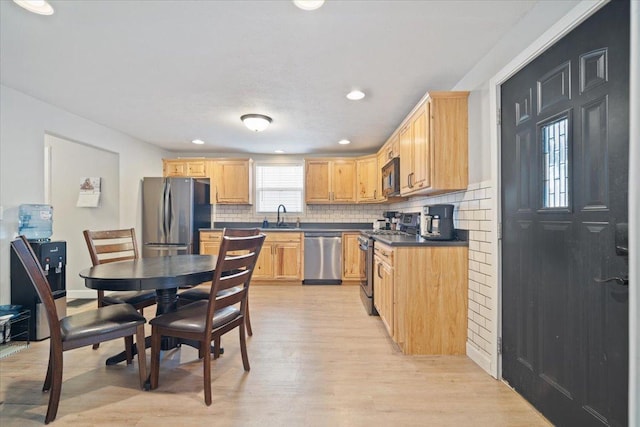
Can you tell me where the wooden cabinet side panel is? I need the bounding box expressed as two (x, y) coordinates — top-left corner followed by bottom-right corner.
(399, 125), (413, 195)
(431, 95), (469, 191)
(396, 247), (468, 355)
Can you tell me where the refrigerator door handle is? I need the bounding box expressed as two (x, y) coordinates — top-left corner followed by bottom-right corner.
(165, 179), (173, 240)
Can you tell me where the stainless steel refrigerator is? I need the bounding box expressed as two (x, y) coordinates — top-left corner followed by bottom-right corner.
(142, 177), (211, 257)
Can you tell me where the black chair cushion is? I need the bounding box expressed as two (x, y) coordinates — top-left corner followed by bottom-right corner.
(179, 286), (242, 302)
(149, 300), (239, 333)
(61, 304), (146, 342)
(103, 290), (156, 306)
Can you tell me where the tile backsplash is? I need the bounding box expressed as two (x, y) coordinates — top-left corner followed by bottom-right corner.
(212, 204), (385, 226)
(388, 180), (495, 370)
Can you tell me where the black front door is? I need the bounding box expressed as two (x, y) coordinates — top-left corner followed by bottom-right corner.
(501, 1), (630, 426)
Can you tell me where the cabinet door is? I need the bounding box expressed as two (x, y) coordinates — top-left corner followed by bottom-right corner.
(253, 242), (274, 280)
(356, 156), (378, 203)
(305, 161), (331, 203)
(342, 233), (364, 280)
(398, 123), (413, 194)
(187, 161), (207, 177)
(213, 160), (251, 204)
(411, 102), (430, 190)
(331, 160), (356, 202)
(199, 241), (220, 256)
(374, 255), (394, 335)
(164, 160), (187, 177)
(274, 243), (301, 279)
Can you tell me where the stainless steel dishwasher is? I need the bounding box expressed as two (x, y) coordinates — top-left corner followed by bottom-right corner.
(303, 232), (342, 284)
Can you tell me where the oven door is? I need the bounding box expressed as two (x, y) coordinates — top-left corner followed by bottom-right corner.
(358, 235), (378, 315)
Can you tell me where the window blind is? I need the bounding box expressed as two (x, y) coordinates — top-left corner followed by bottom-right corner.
(255, 164), (304, 213)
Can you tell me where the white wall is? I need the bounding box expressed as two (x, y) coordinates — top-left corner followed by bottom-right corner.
(0, 85), (168, 303)
(45, 135), (121, 296)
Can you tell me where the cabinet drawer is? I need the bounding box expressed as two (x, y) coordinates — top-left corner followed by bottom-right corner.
(374, 243), (394, 265)
(200, 232), (222, 242)
(264, 232), (301, 243)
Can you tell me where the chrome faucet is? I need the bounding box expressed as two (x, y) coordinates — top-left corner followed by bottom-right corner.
(277, 204), (287, 226)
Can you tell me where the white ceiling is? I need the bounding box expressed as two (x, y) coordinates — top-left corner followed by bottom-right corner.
(1, 0), (542, 155)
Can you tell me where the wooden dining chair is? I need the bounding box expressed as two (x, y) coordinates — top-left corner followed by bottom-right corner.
(11, 236), (147, 424)
(178, 227), (260, 336)
(149, 233), (265, 405)
(83, 228), (156, 356)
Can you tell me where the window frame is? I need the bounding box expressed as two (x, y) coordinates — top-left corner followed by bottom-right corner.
(254, 161), (305, 214)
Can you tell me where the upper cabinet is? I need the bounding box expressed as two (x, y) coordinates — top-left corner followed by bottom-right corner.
(356, 155), (381, 203)
(305, 159), (356, 204)
(164, 157), (252, 204)
(398, 91), (469, 196)
(163, 158), (207, 177)
(208, 159), (253, 204)
(379, 133), (400, 163)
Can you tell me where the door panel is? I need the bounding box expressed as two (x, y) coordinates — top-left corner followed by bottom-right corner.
(501, 1), (629, 425)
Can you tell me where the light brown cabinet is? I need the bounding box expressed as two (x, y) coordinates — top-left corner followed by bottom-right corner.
(373, 244), (394, 336)
(373, 241), (468, 355)
(305, 159), (356, 204)
(399, 91), (469, 196)
(163, 158), (207, 177)
(379, 133), (400, 163)
(200, 230), (303, 282)
(208, 159), (253, 204)
(342, 232), (365, 281)
(356, 155), (380, 203)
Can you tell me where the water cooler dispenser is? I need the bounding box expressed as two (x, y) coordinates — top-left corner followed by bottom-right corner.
(11, 204), (67, 341)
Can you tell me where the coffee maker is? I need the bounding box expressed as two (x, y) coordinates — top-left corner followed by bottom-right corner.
(420, 204), (455, 240)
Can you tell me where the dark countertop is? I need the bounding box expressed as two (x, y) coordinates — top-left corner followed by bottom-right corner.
(201, 222), (372, 233)
(371, 234), (469, 247)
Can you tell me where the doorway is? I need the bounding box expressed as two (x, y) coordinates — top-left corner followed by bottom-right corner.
(500, 1), (630, 425)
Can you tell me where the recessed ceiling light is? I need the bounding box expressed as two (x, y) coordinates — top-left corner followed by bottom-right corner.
(274, 150), (285, 154)
(338, 139), (351, 145)
(13, 0), (54, 15)
(346, 90), (365, 101)
(191, 139), (205, 145)
(241, 114), (273, 132)
(293, 0), (325, 11)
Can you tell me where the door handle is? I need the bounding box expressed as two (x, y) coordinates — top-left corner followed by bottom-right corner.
(594, 275), (629, 286)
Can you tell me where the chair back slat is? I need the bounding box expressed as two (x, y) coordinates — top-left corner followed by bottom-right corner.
(11, 236), (62, 342)
(83, 228), (138, 266)
(206, 233), (265, 327)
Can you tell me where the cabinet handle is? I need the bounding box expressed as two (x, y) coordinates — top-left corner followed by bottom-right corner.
(407, 174), (411, 188)
(377, 263), (383, 279)
(388, 151), (392, 159)
(374, 190), (377, 199)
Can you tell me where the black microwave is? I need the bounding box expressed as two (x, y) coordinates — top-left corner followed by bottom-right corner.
(381, 157), (400, 197)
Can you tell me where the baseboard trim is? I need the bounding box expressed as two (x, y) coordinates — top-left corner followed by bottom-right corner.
(467, 341), (494, 378)
(67, 289), (98, 300)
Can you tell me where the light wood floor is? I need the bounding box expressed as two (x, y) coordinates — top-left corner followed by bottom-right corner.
(0, 285), (549, 426)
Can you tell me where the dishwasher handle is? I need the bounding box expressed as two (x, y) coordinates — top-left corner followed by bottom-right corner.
(304, 232), (342, 238)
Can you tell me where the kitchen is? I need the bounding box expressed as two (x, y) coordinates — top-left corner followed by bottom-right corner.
(0, 1), (638, 425)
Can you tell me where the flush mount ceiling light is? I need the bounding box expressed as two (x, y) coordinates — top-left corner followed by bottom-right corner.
(274, 150), (285, 154)
(241, 114), (272, 132)
(13, 0), (54, 15)
(346, 90), (366, 101)
(338, 139), (351, 145)
(293, 0), (325, 11)
(191, 139), (205, 145)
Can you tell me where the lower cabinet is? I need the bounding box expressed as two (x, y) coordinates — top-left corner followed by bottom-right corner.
(342, 232), (365, 281)
(201, 231), (303, 282)
(373, 241), (468, 355)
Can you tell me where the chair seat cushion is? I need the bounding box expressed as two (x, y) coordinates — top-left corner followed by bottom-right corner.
(149, 300), (240, 333)
(103, 290), (156, 306)
(61, 304), (146, 342)
(179, 286), (242, 302)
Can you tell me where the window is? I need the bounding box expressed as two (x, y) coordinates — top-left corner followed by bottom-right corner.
(255, 163), (304, 213)
(542, 116), (569, 208)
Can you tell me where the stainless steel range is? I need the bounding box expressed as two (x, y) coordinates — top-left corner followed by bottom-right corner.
(358, 213), (420, 315)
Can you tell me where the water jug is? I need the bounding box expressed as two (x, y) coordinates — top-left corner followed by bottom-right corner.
(18, 204), (53, 241)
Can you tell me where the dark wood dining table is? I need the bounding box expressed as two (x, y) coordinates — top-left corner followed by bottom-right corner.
(79, 254), (217, 366)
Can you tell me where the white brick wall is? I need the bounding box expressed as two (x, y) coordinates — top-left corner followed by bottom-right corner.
(389, 180), (495, 366)
(212, 203), (385, 225)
